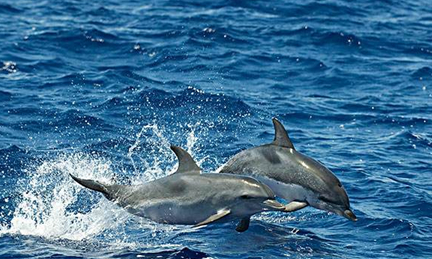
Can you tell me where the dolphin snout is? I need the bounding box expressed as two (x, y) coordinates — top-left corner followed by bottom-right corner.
(344, 209), (357, 221)
(263, 199), (286, 211)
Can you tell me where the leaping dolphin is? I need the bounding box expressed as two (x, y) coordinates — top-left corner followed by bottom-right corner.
(70, 146), (286, 232)
(219, 118), (357, 221)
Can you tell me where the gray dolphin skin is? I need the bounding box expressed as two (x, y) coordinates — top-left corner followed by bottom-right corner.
(70, 146), (286, 232)
(219, 118), (357, 221)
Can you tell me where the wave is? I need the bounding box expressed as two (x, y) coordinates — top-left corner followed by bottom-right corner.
(0, 3), (22, 14)
(411, 66), (432, 79)
(0, 90), (12, 102)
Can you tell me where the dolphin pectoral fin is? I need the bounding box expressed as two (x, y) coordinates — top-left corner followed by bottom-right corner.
(194, 209), (231, 228)
(235, 217), (250, 232)
(283, 201), (308, 212)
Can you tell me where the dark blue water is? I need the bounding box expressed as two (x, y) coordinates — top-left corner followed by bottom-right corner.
(1, 0), (432, 258)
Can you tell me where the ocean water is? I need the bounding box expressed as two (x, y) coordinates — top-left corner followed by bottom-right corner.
(1, 0), (432, 258)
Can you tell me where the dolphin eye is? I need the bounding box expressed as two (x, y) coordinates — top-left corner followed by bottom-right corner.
(338, 183), (342, 187)
(240, 195), (252, 199)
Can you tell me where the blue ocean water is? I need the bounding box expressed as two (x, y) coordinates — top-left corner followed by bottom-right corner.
(1, 0), (432, 258)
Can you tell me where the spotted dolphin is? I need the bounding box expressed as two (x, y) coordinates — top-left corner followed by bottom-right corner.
(70, 146), (286, 232)
(219, 118), (357, 221)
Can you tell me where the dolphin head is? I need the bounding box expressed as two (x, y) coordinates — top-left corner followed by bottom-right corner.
(230, 176), (286, 216)
(300, 156), (357, 221)
(314, 183), (357, 221)
(281, 147), (357, 221)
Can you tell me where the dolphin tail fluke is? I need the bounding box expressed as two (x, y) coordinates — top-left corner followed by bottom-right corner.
(69, 174), (109, 196)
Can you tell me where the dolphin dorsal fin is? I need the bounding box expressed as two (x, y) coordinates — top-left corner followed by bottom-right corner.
(271, 118), (295, 149)
(170, 145), (201, 174)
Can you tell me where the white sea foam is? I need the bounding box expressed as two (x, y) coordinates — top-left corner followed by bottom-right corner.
(0, 153), (129, 241)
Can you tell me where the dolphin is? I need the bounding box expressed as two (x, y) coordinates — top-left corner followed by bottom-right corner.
(70, 145), (286, 232)
(218, 118), (357, 221)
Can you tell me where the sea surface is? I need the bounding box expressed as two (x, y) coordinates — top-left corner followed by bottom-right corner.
(1, 0), (432, 258)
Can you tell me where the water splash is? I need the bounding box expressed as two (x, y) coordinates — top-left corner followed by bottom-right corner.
(127, 123), (205, 183)
(0, 124), (202, 245)
(0, 153), (129, 241)
(127, 124), (173, 183)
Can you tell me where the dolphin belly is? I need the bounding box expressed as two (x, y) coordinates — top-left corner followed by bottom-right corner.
(122, 200), (216, 225)
(254, 176), (316, 204)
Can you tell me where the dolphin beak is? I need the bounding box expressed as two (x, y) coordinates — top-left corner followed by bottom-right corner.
(263, 199), (286, 211)
(343, 209), (358, 221)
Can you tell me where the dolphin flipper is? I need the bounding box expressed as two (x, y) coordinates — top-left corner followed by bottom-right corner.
(194, 209), (231, 227)
(284, 201), (308, 212)
(235, 217), (250, 232)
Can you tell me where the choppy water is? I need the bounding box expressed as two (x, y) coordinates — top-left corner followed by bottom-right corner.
(1, 0), (432, 258)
